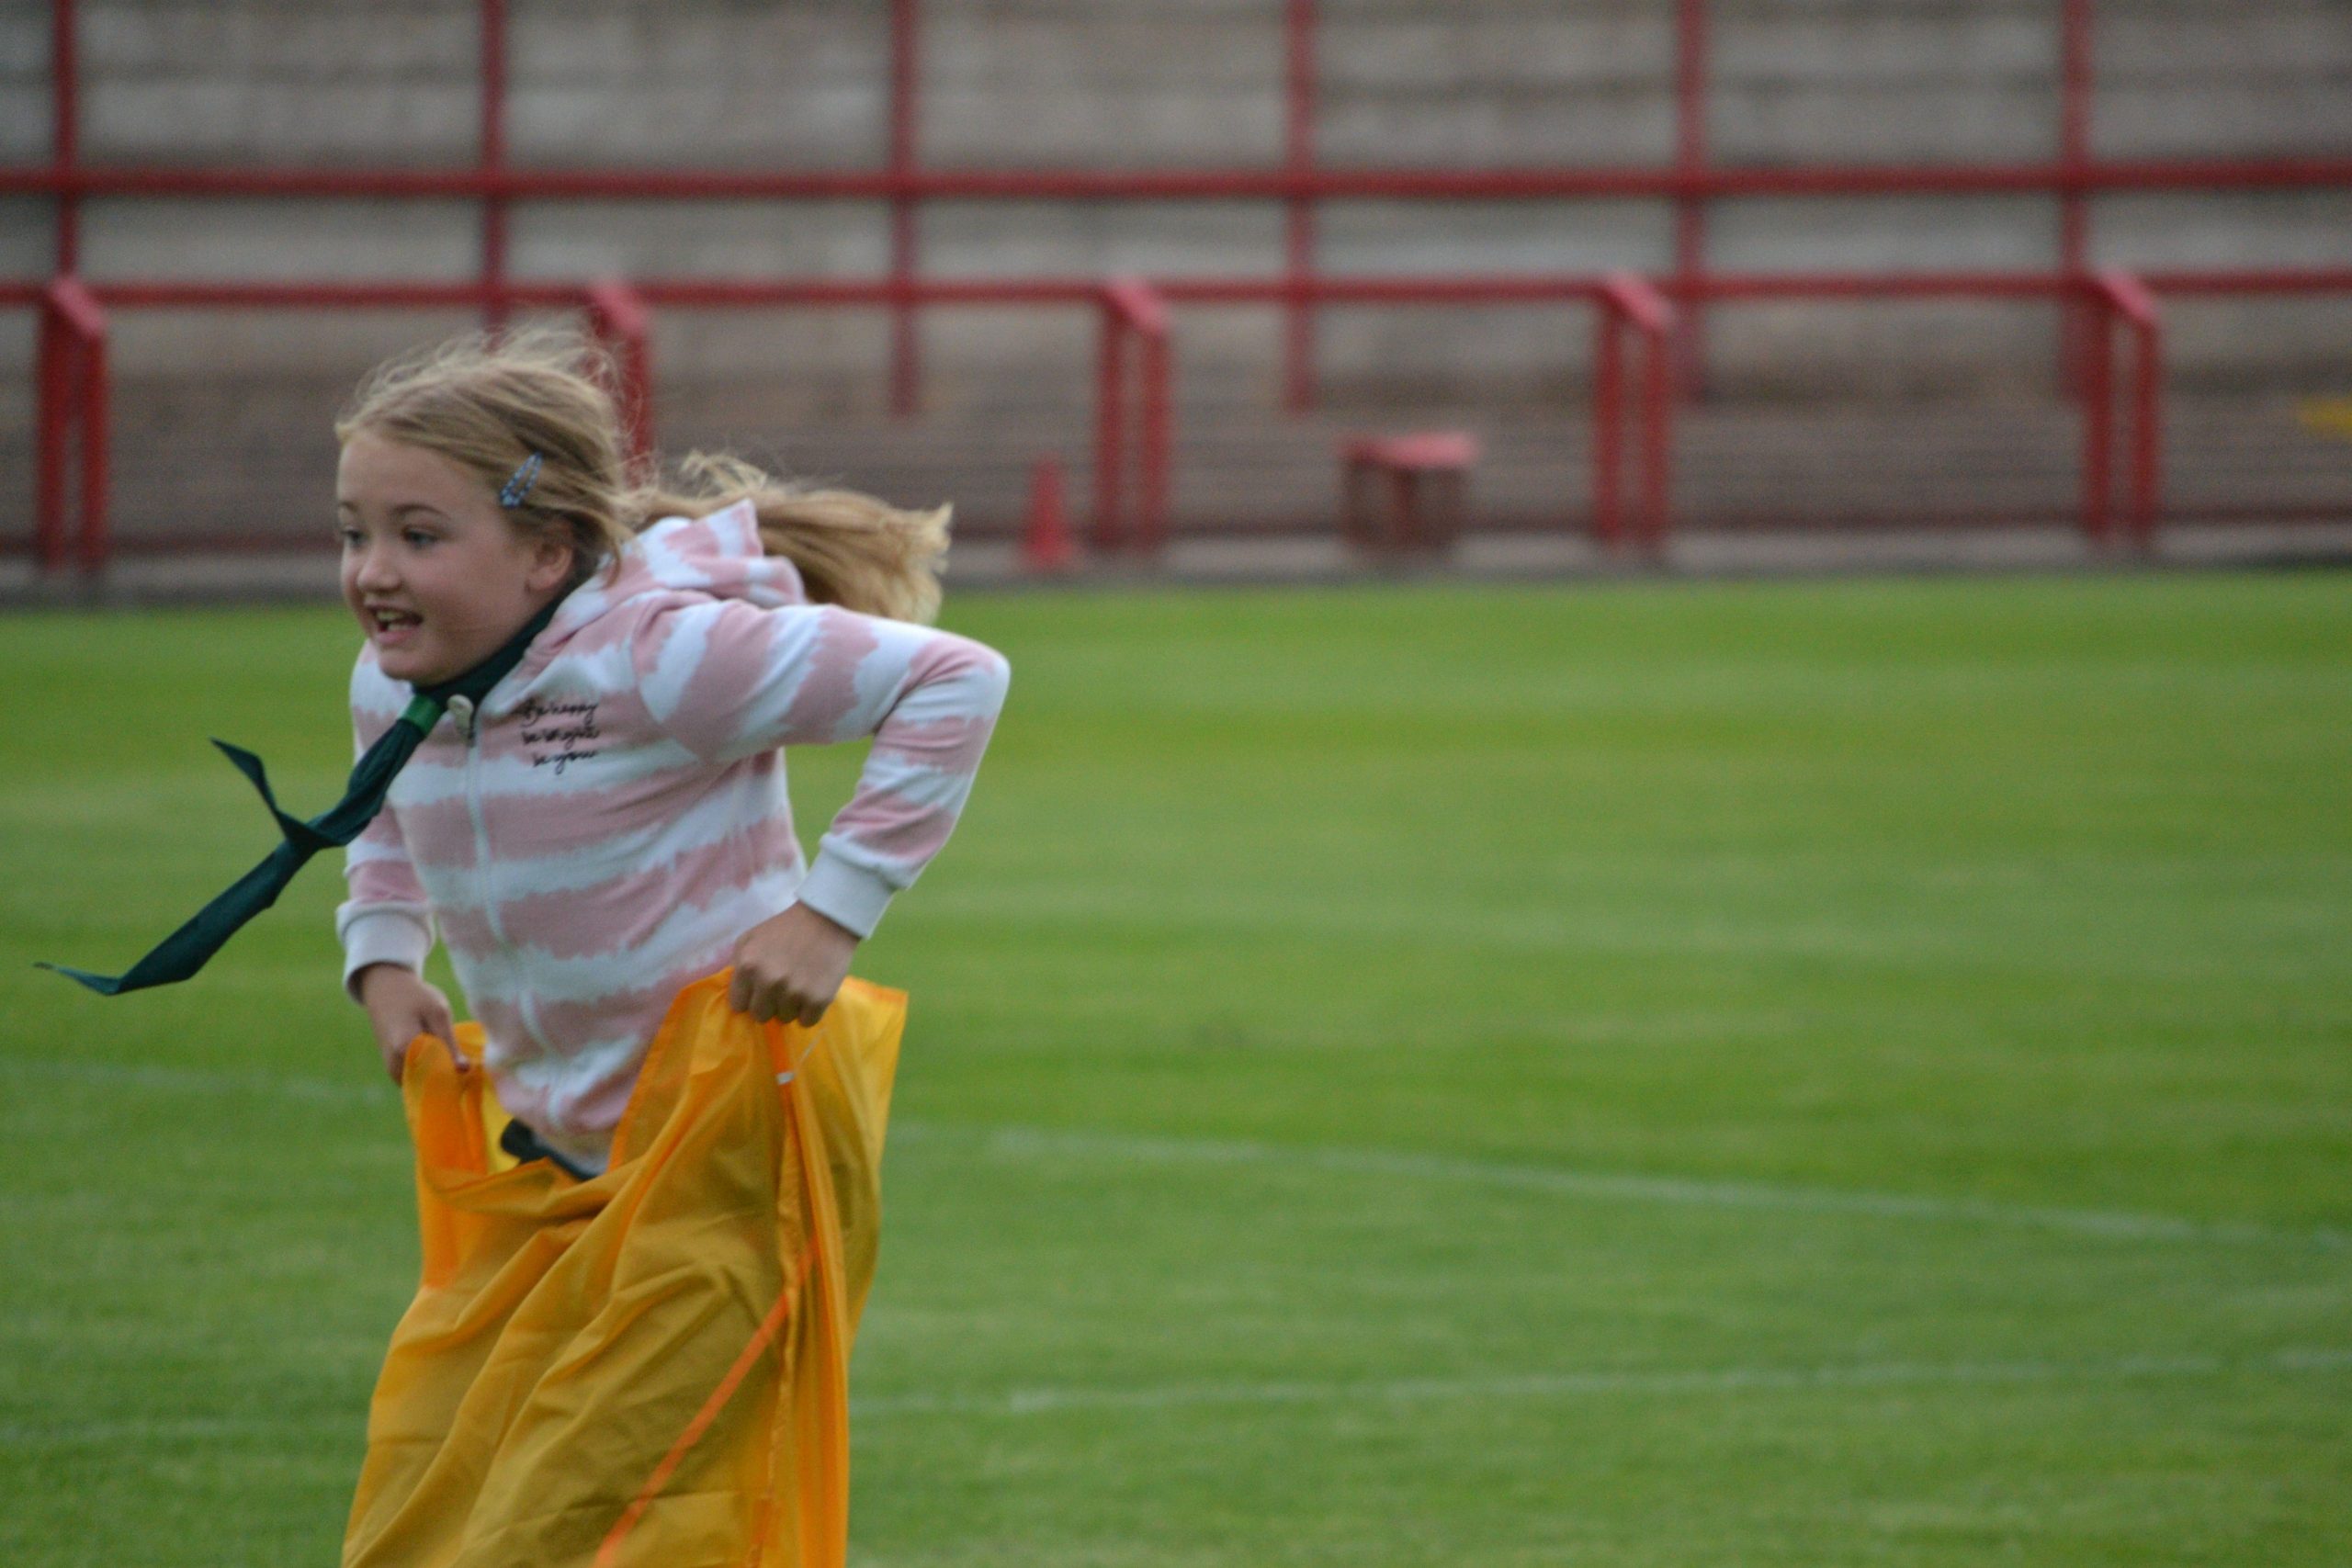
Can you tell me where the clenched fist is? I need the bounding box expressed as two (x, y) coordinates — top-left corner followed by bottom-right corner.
(355, 962), (465, 1082)
(729, 902), (860, 1027)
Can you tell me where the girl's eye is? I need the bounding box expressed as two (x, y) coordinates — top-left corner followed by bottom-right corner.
(403, 528), (437, 547)
(337, 526), (365, 549)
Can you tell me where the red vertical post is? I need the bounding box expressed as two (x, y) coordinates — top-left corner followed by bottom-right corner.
(51, 0), (79, 272)
(1138, 326), (1172, 552)
(1283, 0), (1317, 414)
(1591, 304), (1623, 547)
(35, 303), (71, 570)
(1096, 280), (1173, 553)
(1671, 0), (1709, 396)
(2095, 269), (2165, 546)
(1093, 300), (1127, 550)
(2078, 292), (2113, 542)
(76, 307), (109, 573)
(585, 279), (656, 471)
(2058, 0), (2094, 395)
(42, 278), (109, 573)
(888, 0), (922, 416)
(1601, 275), (1674, 553)
(1639, 311), (1672, 552)
(481, 0), (511, 326)
(2128, 313), (2161, 545)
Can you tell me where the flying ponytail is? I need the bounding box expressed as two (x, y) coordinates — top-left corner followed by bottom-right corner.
(628, 452), (948, 624)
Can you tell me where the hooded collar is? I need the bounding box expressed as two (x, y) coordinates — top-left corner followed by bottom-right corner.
(503, 500), (808, 695)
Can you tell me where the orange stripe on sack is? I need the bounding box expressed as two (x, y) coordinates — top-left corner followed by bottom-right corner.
(594, 1236), (819, 1568)
(598, 1020), (818, 1566)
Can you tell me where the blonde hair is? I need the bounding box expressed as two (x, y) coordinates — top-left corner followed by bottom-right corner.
(335, 327), (950, 623)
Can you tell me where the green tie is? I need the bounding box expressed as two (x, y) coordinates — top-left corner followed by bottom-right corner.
(42, 595), (566, 997)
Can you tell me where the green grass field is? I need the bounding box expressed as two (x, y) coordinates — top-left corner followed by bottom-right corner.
(2, 572), (2346, 1566)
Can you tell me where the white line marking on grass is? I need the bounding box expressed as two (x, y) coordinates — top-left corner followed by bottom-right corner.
(852, 1347), (2352, 1419)
(0, 1414), (353, 1450)
(15, 1060), (2343, 1251)
(910, 883), (2317, 981)
(894, 1122), (2352, 1251)
(12, 1353), (2346, 1446)
(4, 1055), (391, 1104)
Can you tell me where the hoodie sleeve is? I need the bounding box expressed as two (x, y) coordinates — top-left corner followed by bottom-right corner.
(630, 598), (1011, 938)
(337, 662), (438, 997)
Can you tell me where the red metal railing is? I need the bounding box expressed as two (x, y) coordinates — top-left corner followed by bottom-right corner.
(1283, 0), (1318, 412)
(8, 268), (1702, 565)
(2081, 271), (2163, 547)
(1672, 0), (1710, 394)
(61, 264), (2253, 566)
(9, 0), (2352, 571)
(478, 0), (510, 323)
(1093, 279), (1175, 553)
(582, 280), (656, 474)
(8, 272), (1193, 570)
(46, 0), (79, 271)
(14, 0), (2352, 367)
(1594, 275), (1676, 553)
(888, 0), (922, 415)
(33, 276), (107, 573)
(20, 265), (2352, 570)
(18, 157), (2352, 203)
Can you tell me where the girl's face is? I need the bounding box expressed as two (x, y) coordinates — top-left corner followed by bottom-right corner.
(336, 431), (573, 688)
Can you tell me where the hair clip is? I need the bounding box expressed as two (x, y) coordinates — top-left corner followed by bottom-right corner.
(499, 453), (544, 510)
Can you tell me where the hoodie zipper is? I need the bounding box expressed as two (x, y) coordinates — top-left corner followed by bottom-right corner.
(452, 694), (549, 1054)
(449, 696), (500, 937)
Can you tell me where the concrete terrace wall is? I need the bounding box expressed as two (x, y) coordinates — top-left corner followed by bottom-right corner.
(3, 0), (2350, 539)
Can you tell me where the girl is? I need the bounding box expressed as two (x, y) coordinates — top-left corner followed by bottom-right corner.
(327, 329), (1009, 1565)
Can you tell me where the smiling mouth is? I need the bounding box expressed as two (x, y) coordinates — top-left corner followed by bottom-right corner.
(368, 607), (423, 634)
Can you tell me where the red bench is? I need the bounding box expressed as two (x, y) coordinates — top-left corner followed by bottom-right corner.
(1340, 432), (1480, 554)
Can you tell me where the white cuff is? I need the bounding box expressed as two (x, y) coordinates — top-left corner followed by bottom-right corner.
(792, 850), (895, 941)
(337, 903), (436, 998)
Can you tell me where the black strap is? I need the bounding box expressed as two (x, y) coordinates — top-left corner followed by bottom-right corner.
(498, 1115), (595, 1181)
(42, 595), (566, 996)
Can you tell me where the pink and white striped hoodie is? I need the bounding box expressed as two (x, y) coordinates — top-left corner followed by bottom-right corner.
(337, 500), (1010, 1169)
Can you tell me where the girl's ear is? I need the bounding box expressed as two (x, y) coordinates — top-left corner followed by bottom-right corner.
(525, 531), (575, 594)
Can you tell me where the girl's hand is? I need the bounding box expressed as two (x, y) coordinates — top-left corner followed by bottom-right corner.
(355, 963), (462, 1082)
(729, 902), (860, 1027)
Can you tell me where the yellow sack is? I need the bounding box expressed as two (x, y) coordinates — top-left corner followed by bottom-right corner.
(344, 973), (904, 1568)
